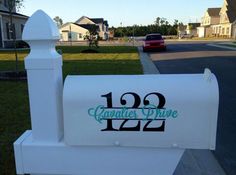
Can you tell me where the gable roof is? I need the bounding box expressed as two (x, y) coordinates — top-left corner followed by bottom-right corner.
(60, 23), (89, 32)
(89, 18), (104, 24)
(226, 0), (236, 22)
(103, 20), (108, 26)
(60, 22), (72, 29)
(188, 23), (201, 29)
(0, 10), (28, 18)
(74, 23), (99, 31)
(207, 8), (221, 17)
(75, 16), (95, 24)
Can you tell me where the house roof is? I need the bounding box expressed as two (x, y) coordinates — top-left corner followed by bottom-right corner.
(60, 22), (72, 29)
(74, 23), (99, 31)
(104, 20), (108, 26)
(226, 0), (236, 23)
(188, 23), (201, 29)
(89, 18), (104, 24)
(0, 10), (28, 18)
(207, 8), (221, 17)
(75, 16), (95, 24)
(75, 16), (108, 26)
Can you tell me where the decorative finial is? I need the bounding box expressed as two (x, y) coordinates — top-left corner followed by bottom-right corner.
(23, 10), (60, 41)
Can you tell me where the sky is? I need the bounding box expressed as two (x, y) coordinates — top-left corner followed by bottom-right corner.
(20, 0), (224, 27)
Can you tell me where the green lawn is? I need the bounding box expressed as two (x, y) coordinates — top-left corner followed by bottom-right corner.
(0, 46), (143, 175)
(0, 46), (139, 61)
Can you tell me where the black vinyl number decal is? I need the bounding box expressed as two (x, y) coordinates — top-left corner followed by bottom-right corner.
(101, 92), (113, 108)
(143, 92), (166, 109)
(119, 119), (141, 131)
(120, 92), (141, 108)
(101, 92), (166, 132)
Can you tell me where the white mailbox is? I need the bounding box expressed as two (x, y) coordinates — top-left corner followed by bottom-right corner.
(14, 10), (220, 175)
(63, 73), (219, 150)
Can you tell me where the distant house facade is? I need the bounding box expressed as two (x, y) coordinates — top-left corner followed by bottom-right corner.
(75, 16), (109, 40)
(197, 8), (221, 38)
(211, 0), (236, 38)
(60, 16), (109, 41)
(0, 0), (28, 48)
(198, 0), (236, 38)
(60, 23), (89, 41)
(178, 23), (200, 37)
(186, 23), (201, 36)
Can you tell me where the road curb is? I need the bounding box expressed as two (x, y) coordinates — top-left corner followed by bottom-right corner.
(138, 46), (160, 74)
(207, 43), (236, 50)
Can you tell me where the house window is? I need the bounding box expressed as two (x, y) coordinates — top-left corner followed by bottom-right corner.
(226, 27), (230, 35)
(21, 24), (24, 34)
(79, 33), (82, 38)
(222, 28), (225, 35)
(6, 23), (9, 39)
(6, 22), (15, 40)
(219, 26), (221, 34)
(4, 0), (8, 8)
(68, 32), (72, 40)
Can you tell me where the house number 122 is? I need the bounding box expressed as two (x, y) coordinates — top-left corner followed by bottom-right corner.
(101, 92), (166, 132)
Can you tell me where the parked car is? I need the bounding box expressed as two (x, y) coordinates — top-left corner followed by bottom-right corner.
(179, 34), (194, 39)
(143, 33), (166, 52)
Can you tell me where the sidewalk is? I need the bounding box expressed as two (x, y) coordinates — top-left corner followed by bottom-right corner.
(138, 46), (226, 175)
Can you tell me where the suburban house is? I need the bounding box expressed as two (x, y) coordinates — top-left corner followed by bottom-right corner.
(186, 23), (201, 36)
(178, 23), (200, 37)
(76, 16), (109, 40)
(198, 0), (236, 38)
(211, 0), (236, 38)
(60, 22), (91, 41)
(197, 8), (221, 38)
(0, 0), (28, 48)
(60, 16), (109, 41)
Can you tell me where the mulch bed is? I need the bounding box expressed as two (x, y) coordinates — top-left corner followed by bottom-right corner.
(0, 71), (27, 81)
(81, 49), (99, 53)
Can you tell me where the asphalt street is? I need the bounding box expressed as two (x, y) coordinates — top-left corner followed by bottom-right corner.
(150, 42), (236, 175)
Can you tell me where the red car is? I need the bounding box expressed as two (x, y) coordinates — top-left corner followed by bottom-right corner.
(143, 33), (166, 52)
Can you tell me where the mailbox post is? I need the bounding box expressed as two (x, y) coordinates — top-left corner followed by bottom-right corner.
(23, 10), (63, 142)
(13, 10), (219, 175)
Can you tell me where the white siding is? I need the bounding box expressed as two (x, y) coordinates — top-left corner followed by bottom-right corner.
(60, 23), (88, 41)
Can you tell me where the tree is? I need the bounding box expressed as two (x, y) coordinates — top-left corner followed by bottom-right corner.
(155, 17), (161, 26)
(1, 0), (24, 73)
(84, 25), (99, 48)
(113, 17), (181, 37)
(53, 16), (63, 28)
(160, 18), (167, 26)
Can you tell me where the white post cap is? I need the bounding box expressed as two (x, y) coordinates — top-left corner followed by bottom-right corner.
(23, 10), (60, 41)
